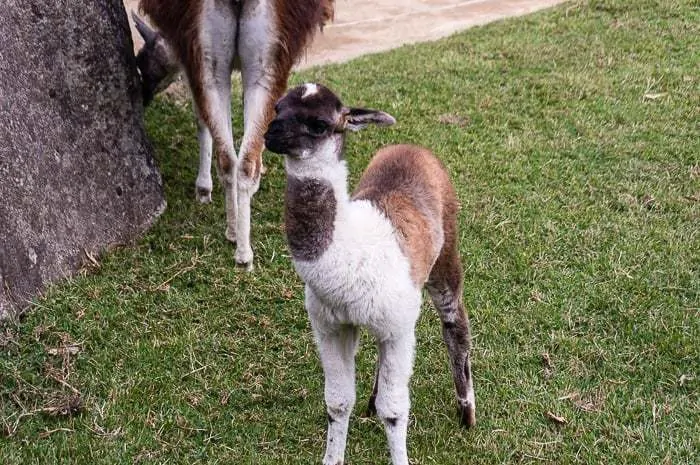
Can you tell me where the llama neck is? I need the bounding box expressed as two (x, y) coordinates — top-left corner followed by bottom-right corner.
(283, 175), (337, 261)
(284, 147), (350, 261)
(283, 137), (350, 204)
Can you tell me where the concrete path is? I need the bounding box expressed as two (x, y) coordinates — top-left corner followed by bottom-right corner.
(125, 0), (566, 69)
(298, 0), (566, 68)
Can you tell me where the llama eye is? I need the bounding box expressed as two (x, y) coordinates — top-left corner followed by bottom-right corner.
(307, 119), (330, 135)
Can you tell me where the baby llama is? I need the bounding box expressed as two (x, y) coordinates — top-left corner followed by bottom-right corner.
(264, 83), (476, 465)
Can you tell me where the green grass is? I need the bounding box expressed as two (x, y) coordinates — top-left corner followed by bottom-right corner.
(2, 0), (698, 463)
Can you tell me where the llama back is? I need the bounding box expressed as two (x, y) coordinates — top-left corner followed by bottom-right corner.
(352, 144), (457, 285)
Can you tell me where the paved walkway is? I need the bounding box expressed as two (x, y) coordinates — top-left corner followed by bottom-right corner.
(125, 0), (566, 69)
(298, 0), (566, 68)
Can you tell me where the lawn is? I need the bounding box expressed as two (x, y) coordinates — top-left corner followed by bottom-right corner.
(1, 0), (698, 463)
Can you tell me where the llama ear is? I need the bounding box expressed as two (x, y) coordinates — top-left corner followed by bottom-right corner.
(132, 11), (158, 46)
(342, 107), (396, 132)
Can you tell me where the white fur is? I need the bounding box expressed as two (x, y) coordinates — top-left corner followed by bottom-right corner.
(195, 117), (214, 203)
(285, 137), (346, 181)
(232, 0), (282, 269)
(302, 83), (319, 99)
(465, 380), (476, 409)
(296, 201), (420, 334)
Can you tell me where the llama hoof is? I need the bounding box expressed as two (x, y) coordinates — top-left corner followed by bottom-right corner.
(458, 401), (476, 428)
(196, 187), (212, 204)
(235, 248), (254, 271)
(236, 259), (254, 272)
(225, 227), (236, 244)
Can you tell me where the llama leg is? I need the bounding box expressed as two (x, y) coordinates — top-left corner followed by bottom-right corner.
(427, 246), (476, 427)
(234, 2), (290, 270)
(235, 0), (328, 267)
(428, 282), (475, 427)
(314, 324), (359, 465)
(194, 110), (213, 204)
(232, 74), (265, 269)
(307, 288), (359, 465)
(188, 2), (238, 243)
(190, 82), (237, 243)
(375, 333), (416, 465)
(205, 77), (237, 244)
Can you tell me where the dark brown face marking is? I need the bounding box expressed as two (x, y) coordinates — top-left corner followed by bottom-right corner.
(264, 84), (345, 158)
(285, 177), (336, 261)
(135, 37), (178, 106)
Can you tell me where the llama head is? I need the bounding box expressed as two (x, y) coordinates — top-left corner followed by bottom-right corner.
(132, 12), (179, 106)
(264, 83), (395, 161)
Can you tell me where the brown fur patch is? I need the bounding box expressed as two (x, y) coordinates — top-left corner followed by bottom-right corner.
(241, 142), (264, 179)
(217, 147), (232, 174)
(426, 189), (460, 290)
(353, 145), (455, 286)
(139, 0), (209, 124)
(285, 177), (337, 261)
(372, 192), (435, 285)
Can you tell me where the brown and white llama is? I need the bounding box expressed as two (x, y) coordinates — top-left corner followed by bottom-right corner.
(132, 0), (334, 270)
(264, 83), (476, 465)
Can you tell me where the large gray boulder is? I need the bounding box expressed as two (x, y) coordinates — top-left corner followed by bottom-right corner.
(0, 0), (166, 318)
